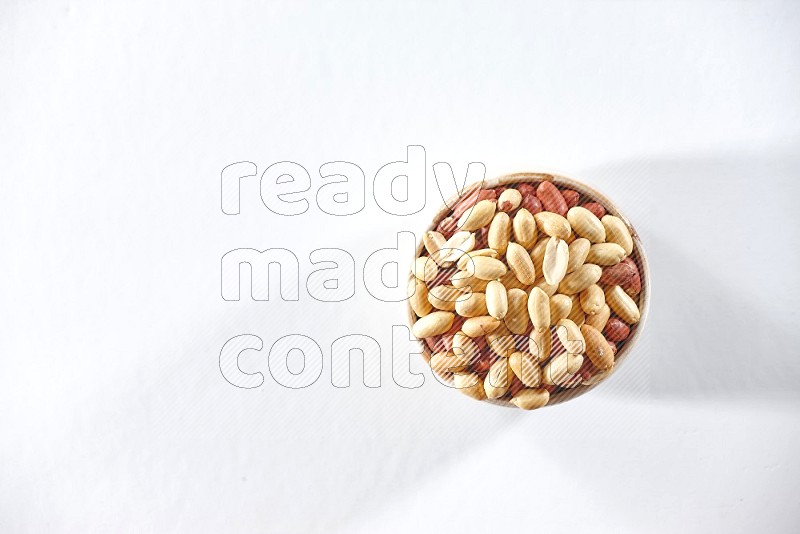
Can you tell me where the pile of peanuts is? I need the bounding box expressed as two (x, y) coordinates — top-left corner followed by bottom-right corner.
(408, 179), (643, 410)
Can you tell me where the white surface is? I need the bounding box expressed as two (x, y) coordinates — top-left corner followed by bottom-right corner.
(2, 1), (800, 532)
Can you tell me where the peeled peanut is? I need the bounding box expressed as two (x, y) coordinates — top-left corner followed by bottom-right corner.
(566, 238), (590, 273)
(453, 372), (486, 400)
(580, 324), (615, 369)
(470, 256), (507, 280)
(567, 206), (606, 243)
(567, 294), (585, 326)
(556, 318), (585, 354)
(455, 292), (488, 317)
(504, 288), (529, 334)
(508, 351), (541, 387)
(528, 328), (551, 361)
(451, 271), (489, 292)
(498, 188), (522, 212)
(456, 248), (498, 271)
(602, 215), (633, 255)
(436, 216), (457, 239)
(457, 199), (496, 231)
(428, 284), (465, 311)
(486, 280), (508, 319)
(581, 202), (606, 220)
(423, 231), (446, 260)
(487, 212), (511, 255)
(528, 287), (550, 332)
(558, 263), (602, 294)
(411, 311), (454, 338)
(542, 236), (569, 286)
(561, 372), (584, 389)
(580, 284), (605, 315)
(566, 353), (584, 374)
(408, 278), (432, 317)
(584, 303), (611, 332)
(586, 243), (626, 266)
(462, 316), (501, 338)
(543, 352), (583, 386)
(582, 366), (614, 386)
(430, 351), (467, 375)
(512, 208), (537, 249)
(498, 269), (530, 291)
(549, 294), (572, 325)
(452, 188), (492, 220)
(485, 321), (510, 341)
(606, 285), (641, 324)
(510, 388), (549, 410)
(535, 277), (558, 297)
(485, 358), (512, 399)
(486, 336), (517, 358)
(531, 237), (549, 274)
(486, 324), (516, 358)
(452, 331), (480, 363)
(506, 242), (537, 285)
(412, 256), (438, 282)
(533, 212), (571, 240)
(437, 231), (476, 265)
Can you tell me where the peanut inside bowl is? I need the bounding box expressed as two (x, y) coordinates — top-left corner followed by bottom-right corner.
(407, 173), (649, 410)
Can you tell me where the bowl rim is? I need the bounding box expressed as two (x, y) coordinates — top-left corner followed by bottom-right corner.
(407, 171), (651, 408)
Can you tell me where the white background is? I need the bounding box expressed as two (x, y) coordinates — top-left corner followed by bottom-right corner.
(2, 1), (800, 532)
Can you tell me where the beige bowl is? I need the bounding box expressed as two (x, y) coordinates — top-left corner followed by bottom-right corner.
(408, 172), (650, 408)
